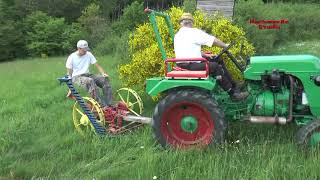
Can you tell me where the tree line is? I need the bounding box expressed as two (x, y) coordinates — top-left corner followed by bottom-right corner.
(0, 0), (184, 61)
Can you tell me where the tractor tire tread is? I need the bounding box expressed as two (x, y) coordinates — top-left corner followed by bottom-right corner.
(296, 119), (320, 149)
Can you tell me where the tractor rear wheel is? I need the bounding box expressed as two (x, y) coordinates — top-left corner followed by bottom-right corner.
(296, 120), (320, 150)
(152, 89), (226, 149)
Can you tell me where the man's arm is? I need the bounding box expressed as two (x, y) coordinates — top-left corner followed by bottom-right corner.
(94, 63), (109, 77)
(66, 54), (73, 78)
(213, 38), (228, 49)
(195, 29), (228, 49)
(67, 68), (73, 78)
(66, 65), (73, 97)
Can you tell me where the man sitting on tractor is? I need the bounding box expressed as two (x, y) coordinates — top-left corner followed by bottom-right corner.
(66, 40), (113, 107)
(174, 13), (249, 101)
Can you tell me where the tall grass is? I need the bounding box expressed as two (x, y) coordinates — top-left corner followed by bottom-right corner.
(0, 48), (320, 179)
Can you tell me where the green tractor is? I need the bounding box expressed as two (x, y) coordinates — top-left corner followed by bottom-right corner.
(144, 9), (320, 149)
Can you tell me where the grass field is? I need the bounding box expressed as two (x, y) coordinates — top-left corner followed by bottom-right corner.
(1, 41), (320, 180)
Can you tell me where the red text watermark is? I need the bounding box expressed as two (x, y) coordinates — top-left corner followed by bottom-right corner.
(249, 19), (289, 29)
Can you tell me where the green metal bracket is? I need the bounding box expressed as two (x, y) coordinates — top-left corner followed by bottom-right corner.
(145, 8), (175, 71)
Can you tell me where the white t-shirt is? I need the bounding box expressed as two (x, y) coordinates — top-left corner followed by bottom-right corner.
(174, 27), (216, 60)
(66, 51), (97, 77)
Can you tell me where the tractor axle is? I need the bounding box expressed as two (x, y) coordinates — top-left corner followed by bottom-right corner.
(123, 115), (152, 124)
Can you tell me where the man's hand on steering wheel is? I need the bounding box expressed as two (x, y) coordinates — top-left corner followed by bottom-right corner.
(213, 40), (245, 72)
(202, 52), (218, 62)
(213, 41), (236, 61)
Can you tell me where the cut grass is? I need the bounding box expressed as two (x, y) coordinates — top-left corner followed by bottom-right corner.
(1, 43), (320, 179)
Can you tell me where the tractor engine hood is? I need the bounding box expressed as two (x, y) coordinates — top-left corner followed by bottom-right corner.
(244, 55), (320, 80)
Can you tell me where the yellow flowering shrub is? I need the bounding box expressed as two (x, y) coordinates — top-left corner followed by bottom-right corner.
(119, 7), (255, 89)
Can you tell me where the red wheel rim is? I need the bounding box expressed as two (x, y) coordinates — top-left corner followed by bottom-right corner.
(160, 101), (214, 148)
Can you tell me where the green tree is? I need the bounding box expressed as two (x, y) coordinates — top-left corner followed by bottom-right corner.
(183, 0), (196, 13)
(112, 1), (147, 33)
(0, 0), (186, 60)
(77, 3), (109, 48)
(24, 0), (95, 22)
(62, 22), (87, 53)
(0, 0), (26, 61)
(0, 20), (25, 61)
(24, 11), (77, 56)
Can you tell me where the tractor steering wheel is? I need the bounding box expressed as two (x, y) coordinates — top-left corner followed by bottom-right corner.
(213, 41), (237, 62)
(212, 41), (246, 72)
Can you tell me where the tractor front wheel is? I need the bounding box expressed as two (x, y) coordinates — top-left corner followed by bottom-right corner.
(152, 89), (226, 149)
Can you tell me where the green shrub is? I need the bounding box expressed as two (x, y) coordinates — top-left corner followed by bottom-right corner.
(24, 11), (86, 57)
(119, 7), (255, 90)
(114, 33), (131, 64)
(183, 0), (197, 13)
(234, 0), (320, 55)
(0, 0), (27, 61)
(112, 1), (147, 33)
(94, 31), (131, 64)
(0, 20), (25, 61)
(95, 1), (146, 62)
(61, 22), (87, 53)
(24, 11), (70, 56)
(94, 33), (118, 56)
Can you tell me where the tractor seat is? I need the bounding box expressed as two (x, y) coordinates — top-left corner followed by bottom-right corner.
(166, 70), (208, 79)
(172, 66), (188, 71)
(165, 58), (209, 79)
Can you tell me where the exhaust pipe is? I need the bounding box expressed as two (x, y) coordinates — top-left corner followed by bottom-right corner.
(249, 116), (287, 125)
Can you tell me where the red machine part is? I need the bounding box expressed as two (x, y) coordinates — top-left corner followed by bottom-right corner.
(103, 101), (132, 134)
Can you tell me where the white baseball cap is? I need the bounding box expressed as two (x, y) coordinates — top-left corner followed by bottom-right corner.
(77, 40), (90, 51)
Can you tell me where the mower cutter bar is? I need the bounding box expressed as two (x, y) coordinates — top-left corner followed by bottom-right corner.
(58, 76), (107, 135)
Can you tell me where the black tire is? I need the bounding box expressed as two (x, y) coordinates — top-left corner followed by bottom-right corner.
(296, 120), (320, 150)
(152, 89), (227, 149)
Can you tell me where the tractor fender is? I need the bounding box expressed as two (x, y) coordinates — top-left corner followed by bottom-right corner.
(146, 77), (217, 96)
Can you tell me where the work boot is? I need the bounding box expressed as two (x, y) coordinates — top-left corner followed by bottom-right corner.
(233, 81), (246, 92)
(230, 91), (249, 102)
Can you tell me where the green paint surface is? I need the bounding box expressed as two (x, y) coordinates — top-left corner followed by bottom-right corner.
(146, 77), (216, 96)
(181, 116), (198, 133)
(245, 55), (320, 117)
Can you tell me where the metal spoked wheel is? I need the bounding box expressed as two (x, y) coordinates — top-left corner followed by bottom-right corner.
(72, 97), (105, 136)
(105, 88), (145, 134)
(116, 88), (143, 116)
(296, 120), (320, 150)
(152, 89), (227, 149)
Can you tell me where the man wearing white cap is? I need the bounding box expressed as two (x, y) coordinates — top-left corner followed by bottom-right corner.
(66, 40), (112, 107)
